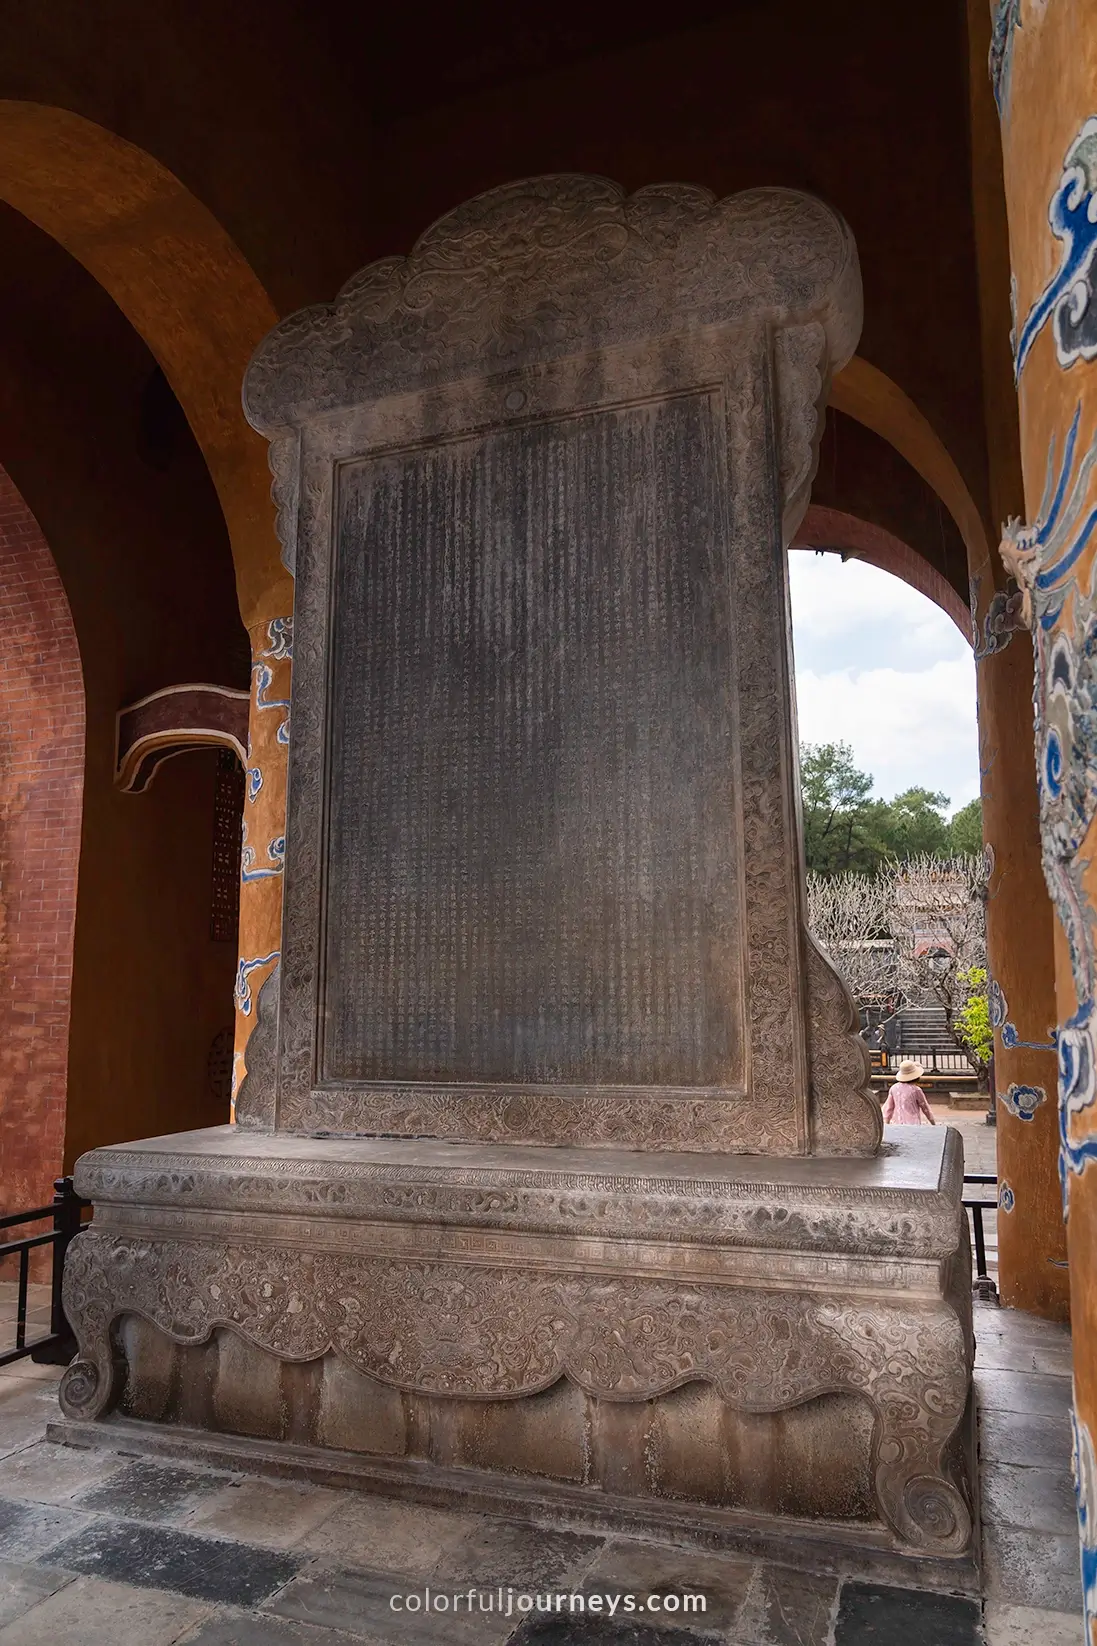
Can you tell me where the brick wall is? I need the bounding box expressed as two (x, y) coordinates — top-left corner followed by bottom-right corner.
(0, 466), (83, 1216)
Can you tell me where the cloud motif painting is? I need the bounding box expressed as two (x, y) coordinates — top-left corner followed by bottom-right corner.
(234, 951), (280, 1017)
(1000, 1083), (1047, 1122)
(1014, 116), (1097, 378)
(240, 820), (285, 882)
(1073, 1408), (1097, 1644)
(1001, 403), (1097, 1021)
(261, 615), (293, 661)
(989, 0), (1023, 116)
(254, 663), (291, 746)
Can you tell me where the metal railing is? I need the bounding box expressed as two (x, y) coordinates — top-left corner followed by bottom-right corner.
(962, 1173), (999, 1304)
(879, 1047), (976, 1079)
(0, 1178), (86, 1367)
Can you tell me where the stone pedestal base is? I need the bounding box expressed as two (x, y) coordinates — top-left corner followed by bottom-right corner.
(57, 1125), (974, 1561)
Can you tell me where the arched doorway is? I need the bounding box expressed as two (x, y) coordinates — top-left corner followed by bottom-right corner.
(0, 103), (292, 1141)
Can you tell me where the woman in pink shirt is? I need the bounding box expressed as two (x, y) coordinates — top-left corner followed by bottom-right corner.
(882, 1060), (937, 1125)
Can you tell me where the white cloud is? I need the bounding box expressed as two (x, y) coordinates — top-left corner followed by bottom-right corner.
(787, 554), (979, 811)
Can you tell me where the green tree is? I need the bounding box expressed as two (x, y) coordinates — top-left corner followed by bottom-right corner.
(800, 746), (979, 874)
(953, 964), (993, 1081)
(800, 742), (881, 873)
(949, 798), (983, 856)
(873, 787), (952, 860)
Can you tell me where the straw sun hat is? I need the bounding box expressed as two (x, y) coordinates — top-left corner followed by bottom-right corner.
(897, 1059), (924, 1083)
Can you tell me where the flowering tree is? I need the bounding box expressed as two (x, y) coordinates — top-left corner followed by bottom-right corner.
(805, 871), (898, 1007)
(807, 853), (990, 1080)
(888, 853), (990, 1080)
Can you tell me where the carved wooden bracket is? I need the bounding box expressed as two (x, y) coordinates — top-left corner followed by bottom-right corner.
(115, 683), (249, 792)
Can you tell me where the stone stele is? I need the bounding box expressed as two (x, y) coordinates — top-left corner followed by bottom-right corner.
(55, 177), (974, 1564)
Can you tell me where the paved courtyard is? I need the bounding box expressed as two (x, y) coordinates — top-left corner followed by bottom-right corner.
(0, 1293), (1077, 1646)
(0, 1119), (1068, 1644)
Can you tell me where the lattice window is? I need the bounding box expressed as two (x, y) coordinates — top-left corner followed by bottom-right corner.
(210, 748), (244, 942)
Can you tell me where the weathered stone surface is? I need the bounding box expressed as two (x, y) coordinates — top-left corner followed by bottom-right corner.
(59, 1126), (974, 1555)
(832, 1583), (979, 1646)
(59, 176), (973, 1562)
(433, 1518), (602, 1588)
(266, 1566), (518, 1645)
(979, 1409), (1073, 1469)
(0, 1575), (211, 1646)
(0, 1497), (92, 1561)
(980, 1462), (1078, 1534)
(44, 1519), (304, 1606)
(73, 1458), (228, 1524)
(295, 1494), (477, 1577)
(186, 1478), (341, 1549)
(583, 1540), (755, 1633)
(975, 1369), (1075, 1420)
(982, 1604), (1086, 1644)
(0, 1440), (125, 1505)
(731, 1563), (838, 1646)
(0, 1559), (73, 1628)
(981, 1524), (1084, 1612)
(241, 174), (874, 1157)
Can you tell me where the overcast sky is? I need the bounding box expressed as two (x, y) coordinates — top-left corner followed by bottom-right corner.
(787, 553), (979, 815)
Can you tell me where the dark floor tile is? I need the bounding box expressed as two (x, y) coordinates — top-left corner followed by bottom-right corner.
(0, 1496), (90, 1561)
(0, 1557), (74, 1626)
(980, 1410), (1074, 1470)
(981, 1462), (1078, 1534)
(267, 1566), (515, 1643)
(981, 1523), (1083, 1612)
(74, 1458), (228, 1523)
(833, 1582), (979, 1645)
(435, 1518), (603, 1587)
(44, 1519), (302, 1607)
(731, 1565), (838, 1646)
(976, 1370), (1074, 1419)
(509, 1615), (724, 1646)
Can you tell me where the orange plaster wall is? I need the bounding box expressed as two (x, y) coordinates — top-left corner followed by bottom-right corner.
(0, 202), (245, 1167)
(995, 0), (1097, 1622)
(0, 0), (993, 568)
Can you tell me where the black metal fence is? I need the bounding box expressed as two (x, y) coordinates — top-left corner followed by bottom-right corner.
(0, 1177), (86, 1367)
(962, 1173), (999, 1304)
(871, 1047), (976, 1081)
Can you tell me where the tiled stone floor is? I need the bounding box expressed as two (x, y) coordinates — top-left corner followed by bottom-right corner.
(0, 1286), (51, 1363)
(0, 1282), (1078, 1643)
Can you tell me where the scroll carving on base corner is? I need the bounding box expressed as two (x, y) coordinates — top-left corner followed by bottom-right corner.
(232, 965), (280, 1130)
(806, 936), (883, 1154)
(61, 1229), (970, 1555)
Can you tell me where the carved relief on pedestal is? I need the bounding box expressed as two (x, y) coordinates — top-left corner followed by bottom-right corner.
(60, 1226), (970, 1555)
(58, 176), (969, 1565)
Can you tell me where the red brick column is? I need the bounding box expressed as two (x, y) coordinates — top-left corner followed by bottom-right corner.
(0, 466), (84, 1214)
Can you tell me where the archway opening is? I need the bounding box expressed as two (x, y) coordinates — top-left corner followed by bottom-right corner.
(787, 544), (993, 1263)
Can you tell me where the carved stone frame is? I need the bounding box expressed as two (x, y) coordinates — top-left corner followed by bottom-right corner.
(242, 176), (879, 1155)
